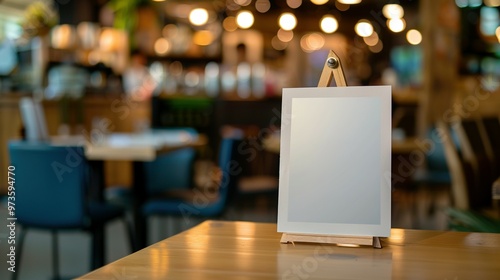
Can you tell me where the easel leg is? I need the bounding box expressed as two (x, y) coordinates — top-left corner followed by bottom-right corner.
(373, 237), (382, 249)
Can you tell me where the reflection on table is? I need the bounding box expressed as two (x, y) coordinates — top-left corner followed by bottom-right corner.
(262, 131), (421, 155)
(77, 220), (500, 279)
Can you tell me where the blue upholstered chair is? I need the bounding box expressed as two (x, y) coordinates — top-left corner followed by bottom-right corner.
(8, 141), (133, 280)
(142, 137), (238, 228)
(105, 128), (198, 207)
(413, 127), (452, 187)
(144, 128), (198, 195)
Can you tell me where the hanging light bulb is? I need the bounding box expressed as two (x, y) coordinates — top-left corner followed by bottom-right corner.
(406, 29), (422, 45)
(382, 4), (404, 19)
(337, 0), (361, 4)
(355, 20), (374, 37)
(320, 15), (338, 33)
(310, 0), (328, 5)
(189, 8), (209, 26)
(236, 11), (255, 29)
(387, 18), (406, 33)
(279, 13), (297, 31)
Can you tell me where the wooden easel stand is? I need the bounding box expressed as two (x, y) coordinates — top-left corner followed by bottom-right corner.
(280, 50), (382, 249)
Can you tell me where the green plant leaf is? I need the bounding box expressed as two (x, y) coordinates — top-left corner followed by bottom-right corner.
(446, 207), (500, 233)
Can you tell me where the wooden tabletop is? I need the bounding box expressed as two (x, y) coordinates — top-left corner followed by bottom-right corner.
(85, 132), (207, 161)
(263, 135), (421, 155)
(50, 131), (207, 161)
(77, 220), (500, 280)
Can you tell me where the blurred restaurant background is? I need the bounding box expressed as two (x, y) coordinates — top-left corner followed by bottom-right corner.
(0, 0), (499, 278)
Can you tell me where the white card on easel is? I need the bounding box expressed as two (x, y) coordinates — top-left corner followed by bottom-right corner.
(278, 85), (392, 237)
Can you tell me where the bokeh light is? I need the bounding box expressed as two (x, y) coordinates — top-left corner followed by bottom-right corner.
(255, 0), (271, 13)
(223, 16), (238, 32)
(382, 4), (404, 19)
(363, 32), (379, 46)
(310, 0), (328, 5)
(277, 29), (294, 42)
(279, 13), (298, 31)
(406, 29), (422, 45)
(154, 38), (171, 55)
(337, 0), (361, 4)
(287, 0), (302, 9)
(320, 15), (339, 33)
(272, 35), (288, 50)
(355, 20), (374, 37)
(193, 30), (214, 46)
(236, 11), (255, 29)
(387, 18), (406, 33)
(189, 8), (209, 26)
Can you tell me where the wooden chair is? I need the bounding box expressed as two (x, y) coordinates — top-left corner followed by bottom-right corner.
(436, 121), (471, 210)
(438, 121), (500, 232)
(220, 125), (279, 219)
(454, 118), (495, 210)
(477, 116), (500, 176)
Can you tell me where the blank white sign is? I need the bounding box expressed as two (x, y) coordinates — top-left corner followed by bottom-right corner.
(278, 86), (391, 237)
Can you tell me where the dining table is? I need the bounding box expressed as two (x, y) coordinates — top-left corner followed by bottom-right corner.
(76, 220), (500, 279)
(51, 129), (207, 265)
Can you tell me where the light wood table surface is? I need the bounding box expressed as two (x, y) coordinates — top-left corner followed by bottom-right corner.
(263, 134), (421, 155)
(77, 220), (500, 279)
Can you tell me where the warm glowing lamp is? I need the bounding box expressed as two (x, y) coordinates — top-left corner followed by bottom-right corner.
(154, 38), (170, 55)
(51, 24), (78, 49)
(223, 17), (238, 32)
(277, 29), (294, 42)
(387, 18), (406, 33)
(406, 29), (422, 45)
(193, 30), (214, 46)
(279, 13), (297, 31)
(310, 0), (328, 5)
(355, 20), (374, 37)
(337, 0), (362, 4)
(236, 11), (255, 29)
(255, 0), (271, 13)
(189, 8), (209, 26)
(320, 15), (338, 33)
(382, 4), (404, 19)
